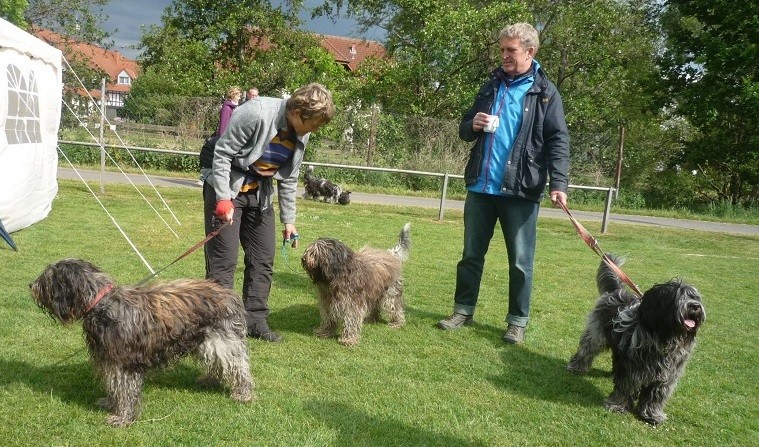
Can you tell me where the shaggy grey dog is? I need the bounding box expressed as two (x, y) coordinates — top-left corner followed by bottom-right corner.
(567, 254), (705, 425)
(301, 223), (411, 346)
(30, 259), (254, 426)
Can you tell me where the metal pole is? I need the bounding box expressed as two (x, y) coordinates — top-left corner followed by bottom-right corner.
(602, 187), (615, 233)
(99, 78), (106, 193)
(438, 173), (449, 220)
(367, 104), (378, 165)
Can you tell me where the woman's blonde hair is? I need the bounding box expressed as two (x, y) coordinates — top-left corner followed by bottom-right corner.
(225, 86), (242, 100)
(286, 83), (335, 123)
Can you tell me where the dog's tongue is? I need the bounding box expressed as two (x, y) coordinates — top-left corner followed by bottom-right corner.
(684, 319), (696, 329)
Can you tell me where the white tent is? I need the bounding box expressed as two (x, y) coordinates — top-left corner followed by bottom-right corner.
(0, 17), (61, 237)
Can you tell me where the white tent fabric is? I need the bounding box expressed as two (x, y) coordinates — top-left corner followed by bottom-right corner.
(0, 17), (61, 233)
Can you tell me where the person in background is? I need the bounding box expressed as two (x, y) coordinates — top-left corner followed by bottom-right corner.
(199, 86), (242, 185)
(204, 83), (334, 342)
(217, 86), (242, 137)
(244, 87), (259, 103)
(437, 23), (570, 344)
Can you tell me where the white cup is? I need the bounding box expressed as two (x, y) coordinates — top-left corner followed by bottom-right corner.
(483, 115), (500, 133)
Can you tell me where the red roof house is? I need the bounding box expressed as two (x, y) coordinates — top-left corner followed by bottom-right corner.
(34, 28), (139, 110)
(316, 35), (385, 71)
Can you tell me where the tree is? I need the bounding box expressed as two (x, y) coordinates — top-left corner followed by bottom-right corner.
(128, 0), (351, 131)
(1, 0), (28, 27)
(315, 1), (670, 190)
(136, 0), (347, 95)
(656, 0), (759, 206)
(25, 0), (111, 44)
(314, 0), (531, 117)
(528, 0), (668, 189)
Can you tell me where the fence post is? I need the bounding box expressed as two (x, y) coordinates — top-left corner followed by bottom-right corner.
(99, 78), (106, 194)
(439, 173), (450, 220)
(602, 187), (615, 233)
(366, 104), (378, 165)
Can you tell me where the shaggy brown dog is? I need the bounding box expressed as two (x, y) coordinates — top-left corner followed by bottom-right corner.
(30, 259), (254, 427)
(301, 223), (411, 346)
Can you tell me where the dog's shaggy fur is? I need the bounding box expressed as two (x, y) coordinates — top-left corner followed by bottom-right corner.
(30, 259), (254, 426)
(301, 223), (411, 346)
(303, 165), (351, 205)
(567, 254), (705, 425)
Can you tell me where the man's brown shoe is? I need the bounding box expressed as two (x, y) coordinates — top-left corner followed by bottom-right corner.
(502, 324), (525, 344)
(437, 313), (474, 330)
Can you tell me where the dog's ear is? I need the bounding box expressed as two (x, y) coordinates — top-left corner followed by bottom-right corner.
(308, 239), (352, 282)
(638, 280), (684, 336)
(33, 259), (106, 324)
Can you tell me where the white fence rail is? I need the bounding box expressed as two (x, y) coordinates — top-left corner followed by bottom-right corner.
(58, 140), (616, 232)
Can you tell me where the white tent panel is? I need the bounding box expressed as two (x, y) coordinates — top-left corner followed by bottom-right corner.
(0, 17), (62, 233)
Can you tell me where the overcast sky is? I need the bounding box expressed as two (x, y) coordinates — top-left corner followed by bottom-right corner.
(100, 0), (385, 59)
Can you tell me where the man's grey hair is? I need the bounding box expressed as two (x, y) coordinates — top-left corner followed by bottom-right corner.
(499, 23), (539, 53)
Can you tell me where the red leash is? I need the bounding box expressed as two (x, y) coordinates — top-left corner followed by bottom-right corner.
(81, 222), (229, 320)
(558, 201), (643, 298)
(134, 220), (230, 287)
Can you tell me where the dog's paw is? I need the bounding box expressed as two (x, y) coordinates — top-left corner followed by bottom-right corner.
(338, 336), (359, 347)
(603, 399), (629, 413)
(231, 389), (256, 403)
(566, 361), (589, 375)
(96, 398), (115, 411)
(197, 375), (222, 388)
(314, 328), (333, 338)
(106, 414), (135, 427)
(638, 409), (667, 426)
(388, 321), (405, 329)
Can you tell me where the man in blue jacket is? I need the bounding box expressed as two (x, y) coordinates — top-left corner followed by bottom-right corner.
(437, 23), (570, 344)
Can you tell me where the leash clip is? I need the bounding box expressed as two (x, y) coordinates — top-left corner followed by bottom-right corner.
(283, 233), (299, 249)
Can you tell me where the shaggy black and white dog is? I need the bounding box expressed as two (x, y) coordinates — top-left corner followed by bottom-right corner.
(301, 223), (411, 346)
(303, 165), (351, 205)
(30, 259), (254, 426)
(567, 254), (705, 425)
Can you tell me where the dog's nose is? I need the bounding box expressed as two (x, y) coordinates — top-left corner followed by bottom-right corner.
(687, 301), (701, 312)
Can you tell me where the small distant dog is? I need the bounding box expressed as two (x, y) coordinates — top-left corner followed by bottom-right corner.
(567, 254), (705, 425)
(301, 223), (411, 346)
(303, 164), (321, 200)
(30, 259), (254, 426)
(337, 189), (351, 205)
(303, 165), (350, 205)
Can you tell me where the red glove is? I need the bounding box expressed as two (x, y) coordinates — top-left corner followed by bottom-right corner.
(215, 200), (234, 220)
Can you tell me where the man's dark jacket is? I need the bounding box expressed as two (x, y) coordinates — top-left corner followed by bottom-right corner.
(459, 66), (570, 202)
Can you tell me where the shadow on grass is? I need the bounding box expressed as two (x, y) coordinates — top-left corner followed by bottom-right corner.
(269, 303), (320, 336)
(306, 400), (488, 447)
(488, 346), (608, 408)
(406, 306), (506, 339)
(0, 357), (228, 411)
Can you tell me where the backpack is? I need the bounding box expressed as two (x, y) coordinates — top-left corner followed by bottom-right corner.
(199, 135), (220, 169)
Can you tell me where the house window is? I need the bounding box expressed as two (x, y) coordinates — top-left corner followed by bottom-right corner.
(118, 75), (131, 85)
(108, 91), (125, 107)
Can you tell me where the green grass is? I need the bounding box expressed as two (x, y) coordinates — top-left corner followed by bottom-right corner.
(1, 181), (757, 446)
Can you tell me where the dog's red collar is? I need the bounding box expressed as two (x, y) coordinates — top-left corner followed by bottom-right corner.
(85, 283), (114, 314)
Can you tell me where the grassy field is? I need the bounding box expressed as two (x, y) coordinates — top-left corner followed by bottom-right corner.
(0, 181), (757, 446)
